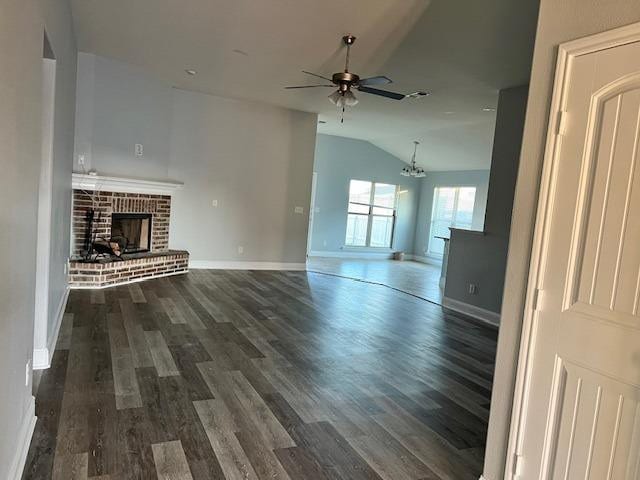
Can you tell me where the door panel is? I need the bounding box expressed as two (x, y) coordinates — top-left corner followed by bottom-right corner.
(519, 36), (640, 479)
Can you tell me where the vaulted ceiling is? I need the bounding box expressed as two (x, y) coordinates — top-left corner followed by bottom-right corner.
(70, 0), (539, 170)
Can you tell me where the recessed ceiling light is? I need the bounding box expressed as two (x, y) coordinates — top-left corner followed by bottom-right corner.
(185, 69), (197, 76)
(406, 91), (431, 99)
(444, 111), (455, 115)
(482, 107), (496, 112)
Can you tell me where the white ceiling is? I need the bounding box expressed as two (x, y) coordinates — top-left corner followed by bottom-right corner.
(70, 0), (539, 171)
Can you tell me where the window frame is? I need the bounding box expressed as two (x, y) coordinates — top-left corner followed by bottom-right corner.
(427, 185), (477, 257)
(345, 180), (399, 248)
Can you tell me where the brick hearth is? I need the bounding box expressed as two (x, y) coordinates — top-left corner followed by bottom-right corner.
(70, 187), (188, 288)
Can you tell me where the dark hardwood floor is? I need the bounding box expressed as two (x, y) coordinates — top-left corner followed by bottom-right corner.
(22, 269), (497, 480)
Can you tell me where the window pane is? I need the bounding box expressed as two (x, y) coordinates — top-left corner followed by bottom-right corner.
(370, 216), (393, 247)
(348, 202), (370, 214)
(433, 187), (456, 221)
(348, 180), (372, 204)
(454, 187), (476, 228)
(345, 214), (368, 246)
(372, 206), (394, 216)
(373, 183), (396, 208)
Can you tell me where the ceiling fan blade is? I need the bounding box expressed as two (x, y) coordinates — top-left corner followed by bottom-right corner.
(359, 75), (392, 86)
(285, 84), (334, 89)
(302, 70), (334, 82)
(357, 86), (405, 100)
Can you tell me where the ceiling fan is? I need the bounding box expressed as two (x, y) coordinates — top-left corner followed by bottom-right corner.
(285, 35), (406, 122)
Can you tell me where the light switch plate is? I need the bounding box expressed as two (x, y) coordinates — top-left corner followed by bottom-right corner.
(294, 206), (304, 214)
(211, 199), (218, 207)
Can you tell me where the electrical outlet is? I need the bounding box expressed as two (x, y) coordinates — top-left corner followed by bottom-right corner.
(135, 143), (144, 157)
(294, 206), (304, 214)
(237, 246), (244, 254)
(211, 199), (218, 207)
(25, 360), (30, 386)
(468, 283), (478, 295)
(78, 154), (85, 166)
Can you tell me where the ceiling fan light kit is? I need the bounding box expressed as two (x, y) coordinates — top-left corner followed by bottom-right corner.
(285, 34), (408, 122)
(401, 141), (426, 178)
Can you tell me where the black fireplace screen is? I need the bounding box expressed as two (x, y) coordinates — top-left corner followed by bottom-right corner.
(111, 213), (152, 253)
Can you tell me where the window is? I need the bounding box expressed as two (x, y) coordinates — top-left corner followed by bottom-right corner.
(428, 186), (477, 256)
(345, 180), (398, 248)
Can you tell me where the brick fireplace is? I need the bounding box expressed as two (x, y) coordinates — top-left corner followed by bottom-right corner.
(69, 174), (187, 288)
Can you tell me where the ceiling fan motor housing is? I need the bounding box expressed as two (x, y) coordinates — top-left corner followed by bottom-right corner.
(332, 71), (360, 92)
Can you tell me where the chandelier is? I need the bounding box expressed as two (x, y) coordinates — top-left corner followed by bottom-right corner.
(401, 141), (425, 177)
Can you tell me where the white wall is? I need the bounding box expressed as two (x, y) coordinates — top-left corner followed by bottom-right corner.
(484, 4), (640, 480)
(168, 89), (317, 265)
(0, 0), (76, 478)
(310, 134), (420, 256)
(412, 170), (490, 258)
(74, 54), (318, 266)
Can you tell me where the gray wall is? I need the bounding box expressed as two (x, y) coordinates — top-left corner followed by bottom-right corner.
(74, 54), (318, 265)
(168, 89), (317, 264)
(484, 3), (640, 480)
(310, 134), (420, 255)
(445, 86), (528, 315)
(0, 0), (76, 477)
(74, 53), (172, 179)
(412, 170), (490, 258)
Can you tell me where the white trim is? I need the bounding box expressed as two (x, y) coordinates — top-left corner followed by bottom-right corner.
(72, 173), (184, 196)
(308, 250), (395, 259)
(33, 287), (69, 370)
(504, 21), (640, 480)
(7, 396), (36, 480)
(411, 254), (443, 266)
(442, 296), (500, 327)
(190, 260), (306, 271)
(478, 476), (490, 480)
(69, 269), (188, 290)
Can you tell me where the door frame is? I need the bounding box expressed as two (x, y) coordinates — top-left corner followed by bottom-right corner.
(504, 21), (640, 479)
(306, 171), (318, 256)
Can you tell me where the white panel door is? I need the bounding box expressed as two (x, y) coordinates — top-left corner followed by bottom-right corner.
(517, 31), (640, 479)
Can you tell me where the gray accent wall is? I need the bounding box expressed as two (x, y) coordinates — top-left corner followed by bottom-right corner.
(74, 54), (318, 265)
(412, 170), (490, 258)
(310, 135), (420, 255)
(0, 0), (76, 477)
(444, 86), (529, 315)
(168, 89), (317, 264)
(74, 53), (173, 179)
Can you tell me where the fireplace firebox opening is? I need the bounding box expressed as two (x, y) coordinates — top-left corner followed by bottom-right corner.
(111, 213), (152, 253)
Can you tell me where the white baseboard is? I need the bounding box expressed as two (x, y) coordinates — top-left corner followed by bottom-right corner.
(442, 296), (501, 327)
(308, 250), (394, 259)
(411, 254), (443, 266)
(7, 395), (36, 480)
(33, 287), (69, 370)
(190, 260), (306, 271)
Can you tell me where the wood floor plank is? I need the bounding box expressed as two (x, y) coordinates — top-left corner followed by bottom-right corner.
(129, 283), (147, 304)
(52, 452), (88, 480)
(120, 299), (154, 368)
(193, 399), (259, 480)
(145, 331), (180, 377)
(152, 440), (193, 480)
